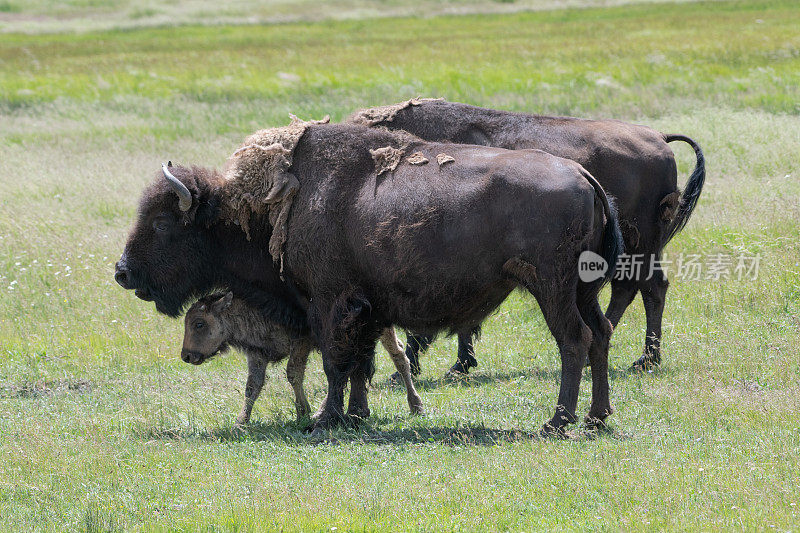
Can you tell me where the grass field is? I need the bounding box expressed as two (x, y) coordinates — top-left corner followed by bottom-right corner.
(0, 0), (726, 34)
(1, 0), (799, 530)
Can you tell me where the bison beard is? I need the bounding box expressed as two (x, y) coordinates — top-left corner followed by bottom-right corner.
(116, 121), (622, 436)
(350, 98), (705, 372)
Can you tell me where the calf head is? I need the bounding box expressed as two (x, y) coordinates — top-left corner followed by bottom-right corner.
(181, 292), (234, 365)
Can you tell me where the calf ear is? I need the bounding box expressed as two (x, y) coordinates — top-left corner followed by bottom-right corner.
(212, 291), (233, 312)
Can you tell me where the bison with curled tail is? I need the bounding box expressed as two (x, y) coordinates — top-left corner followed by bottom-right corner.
(661, 134), (706, 247)
(350, 99), (705, 373)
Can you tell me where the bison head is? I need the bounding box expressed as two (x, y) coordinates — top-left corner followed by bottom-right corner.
(181, 292), (233, 365)
(115, 163), (224, 317)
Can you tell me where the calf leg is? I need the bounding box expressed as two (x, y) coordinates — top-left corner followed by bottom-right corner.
(286, 341), (312, 420)
(236, 354), (267, 425)
(380, 328), (424, 414)
(632, 271), (669, 370)
(390, 332), (431, 382)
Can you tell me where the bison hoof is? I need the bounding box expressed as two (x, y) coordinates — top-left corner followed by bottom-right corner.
(409, 401), (425, 416)
(583, 415), (610, 432)
(310, 413), (344, 434)
(308, 427), (332, 441)
(539, 422), (569, 439)
(541, 409), (577, 438)
(446, 358), (478, 378)
(630, 353), (661, 372)
(346, 407), (370, 422)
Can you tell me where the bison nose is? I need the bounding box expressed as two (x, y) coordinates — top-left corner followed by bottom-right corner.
(114, 266), (131, 289)
(181, 350), (203, 365)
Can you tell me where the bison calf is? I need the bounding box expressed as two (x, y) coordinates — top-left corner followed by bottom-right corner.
(181, 292), (422, 425)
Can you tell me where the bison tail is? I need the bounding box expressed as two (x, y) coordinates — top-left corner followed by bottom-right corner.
(582, 170), (624, 287)
(601, 196), (624, 286)
(662, 134), (706, 246)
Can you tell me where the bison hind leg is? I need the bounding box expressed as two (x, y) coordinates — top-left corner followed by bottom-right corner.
(577, 285), (614, 429)
(502, 257), (591, 436)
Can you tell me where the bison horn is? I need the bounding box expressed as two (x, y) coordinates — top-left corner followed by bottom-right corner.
(161, 163), (192, 212)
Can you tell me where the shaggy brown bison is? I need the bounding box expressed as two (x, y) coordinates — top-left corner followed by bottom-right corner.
(181, 291), (423, 424)
(115, 120), (623, 435)
(350, 98), (705, 373)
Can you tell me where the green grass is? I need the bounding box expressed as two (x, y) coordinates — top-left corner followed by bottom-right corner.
(1, 0), (799, 530)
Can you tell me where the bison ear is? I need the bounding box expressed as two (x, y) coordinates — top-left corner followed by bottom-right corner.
(213, 291), (233, 312)
(194, 189), (222, 227)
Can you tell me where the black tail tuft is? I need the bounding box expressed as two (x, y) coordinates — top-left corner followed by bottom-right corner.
(601, 196), (624, 287)
(663, 134), (706, 246)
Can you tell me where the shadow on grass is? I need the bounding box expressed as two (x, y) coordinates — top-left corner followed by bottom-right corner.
(134, 416), (631, 446)
(375, 363), (673, 392)
(0, 378), (93, 398)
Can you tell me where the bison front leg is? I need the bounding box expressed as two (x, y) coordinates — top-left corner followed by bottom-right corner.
(347, 358), (373, 420)
(311, 291), (380, 433)
(236, 353), (267, 425)
(403, 332), (432, 376)
(346, 330), (383, 421)
(313, 355), (350, 433)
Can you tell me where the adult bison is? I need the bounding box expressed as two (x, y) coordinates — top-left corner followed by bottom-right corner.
(350, 98), (705, 373)
(115, 119), (623, 435)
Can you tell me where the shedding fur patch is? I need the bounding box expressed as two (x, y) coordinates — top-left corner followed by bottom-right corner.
(223, 114), (330, 271)
(436, 153), (455, 166)
(370, 146), (405, 175)
(349, 97), (444, 126)
(659, 191), (681, 222)
(406, 152), (429, 165)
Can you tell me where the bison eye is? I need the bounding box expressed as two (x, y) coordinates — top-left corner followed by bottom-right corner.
(153, 217), (171, 232)
(194, 321), (205, 330)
